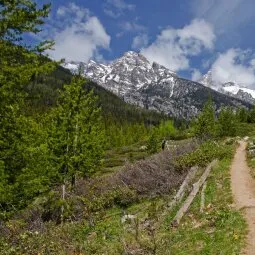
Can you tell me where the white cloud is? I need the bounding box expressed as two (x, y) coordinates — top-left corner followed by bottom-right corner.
(202, 58), (213, 69)
(107, 0), (135, 10)
(191, 69), (202, 81)
(132, 34), (149, 50)
(141, 19), (215, 71)
(47, 3), (111, 62)
(116, 32), (124, 38)
(211, 48), (255, 88)
(104, 0), (135, 18)
(120, 21), (146, 32)
(191, 0), (255, 35)
(103, 9), (120, 18)
(250, 59), (255, 70)
(56, 7), (66, 16)
(56, 3), (90, 22)
(178, 19), (215, 50)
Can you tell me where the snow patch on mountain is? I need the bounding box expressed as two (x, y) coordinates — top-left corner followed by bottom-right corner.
(199, 70), (255, 104)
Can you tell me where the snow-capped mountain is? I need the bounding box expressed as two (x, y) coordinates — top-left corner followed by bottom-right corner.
(64, 51), (177, 98)
(199, 70), (255, 104)
(64, 51), (251, 119)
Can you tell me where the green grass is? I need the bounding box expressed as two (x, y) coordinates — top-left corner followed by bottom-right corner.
(101, 142), (148, 175)
(158, 158), (247, 255)
(81, 149), (247, 255)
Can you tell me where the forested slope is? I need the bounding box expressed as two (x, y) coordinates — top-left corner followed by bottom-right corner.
(29, 65), (167, 125)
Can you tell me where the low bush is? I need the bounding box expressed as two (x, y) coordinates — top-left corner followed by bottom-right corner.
(173, 141), (233, 170)
(80, 187), (138, 214)
(236, 123), (255, 137)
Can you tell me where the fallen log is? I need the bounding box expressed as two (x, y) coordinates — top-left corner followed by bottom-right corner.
(171, 160), (218, 227)
(200, 181), (207, 213)
(168, 166), (198, 209)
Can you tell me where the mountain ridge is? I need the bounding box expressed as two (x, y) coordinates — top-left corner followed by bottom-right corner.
(64, 51), (252, 119)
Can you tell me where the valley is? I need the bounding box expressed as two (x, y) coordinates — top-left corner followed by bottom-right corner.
(2, 1), (255, 254)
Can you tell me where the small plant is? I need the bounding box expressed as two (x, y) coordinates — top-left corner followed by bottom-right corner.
(147, 128), (159, 154)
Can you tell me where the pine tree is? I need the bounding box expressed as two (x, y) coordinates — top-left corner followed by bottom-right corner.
(0, 160), (11, 211)
(49, 77), (105, 187)
(236, 107), (249, 123)
(0, 0), (55, 212)
(216, 107), (237, 137)
(48, 77), (105, 222)
(194, 98), (216, 138)
(147, 128), (159, 154)
(0, 0), (55, 106)
(248, 106), (255, 123)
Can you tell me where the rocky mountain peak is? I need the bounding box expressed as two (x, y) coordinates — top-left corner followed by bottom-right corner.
(112, 51), (152, 72)
(124, 50), (138, 56)
(199, 70), (214, 88)
(63, 52), (251, 119)
(122, 51), (149, 62)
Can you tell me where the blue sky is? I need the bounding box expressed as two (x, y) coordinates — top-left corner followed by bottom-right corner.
(35, 0), (255, 87)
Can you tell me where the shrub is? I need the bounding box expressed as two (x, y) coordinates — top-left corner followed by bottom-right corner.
(81, 187), (138, 213)
(158, 120), (177, 139)
(216, 107), (237, 137)
(147, 128), (159, 154)
(193, 98), (216, 138)
(173, 141), (233, 171)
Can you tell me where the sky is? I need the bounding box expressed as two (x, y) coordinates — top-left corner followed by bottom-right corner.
(34, 0), (255, 88)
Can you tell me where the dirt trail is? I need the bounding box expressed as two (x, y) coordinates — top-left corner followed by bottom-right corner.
(231, 141), (255, 254)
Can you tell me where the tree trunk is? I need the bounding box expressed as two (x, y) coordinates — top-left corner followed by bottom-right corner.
(71, 121), (79, 190)
(61, 181), (66, 224)
(61, 132), (69, 224)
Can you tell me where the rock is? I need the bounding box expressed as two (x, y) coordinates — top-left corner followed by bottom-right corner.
(244, 136), (249, 141)
(87, 232), (97, 241)
(224, 138), (235, 145)
(121, 214), (136, 224)
(248, 149), (255, 157)
(140, 145), (147, 151)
